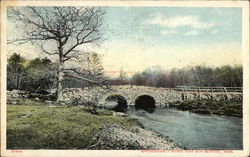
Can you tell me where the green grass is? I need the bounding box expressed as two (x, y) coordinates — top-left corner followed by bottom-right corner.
(7, 98), (139, 149)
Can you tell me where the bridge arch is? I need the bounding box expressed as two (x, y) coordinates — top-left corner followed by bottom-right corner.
(99, 92), (130, 107)
(131, 90), (159, 105)
(135, 95), (156, 112)
(103, 94), (128, 112)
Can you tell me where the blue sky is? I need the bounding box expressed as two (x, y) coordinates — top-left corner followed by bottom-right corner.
(102, 7), (241, 47)
(99, 7), (242, 77)
(7, 7), (243, 77)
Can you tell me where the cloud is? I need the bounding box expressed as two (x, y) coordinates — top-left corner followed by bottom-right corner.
(160, 30), (178, 35)
(210, 30), (218, 34)
(184, 30), (200, 36)
(144, 13), (214, 29)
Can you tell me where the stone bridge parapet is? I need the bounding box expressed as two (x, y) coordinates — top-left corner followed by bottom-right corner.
(62, 85), (242, 107)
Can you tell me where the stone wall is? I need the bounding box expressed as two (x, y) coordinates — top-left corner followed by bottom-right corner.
(62, 85), (242, 107)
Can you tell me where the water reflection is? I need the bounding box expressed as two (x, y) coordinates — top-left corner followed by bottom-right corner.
(136, 108), (155, 113)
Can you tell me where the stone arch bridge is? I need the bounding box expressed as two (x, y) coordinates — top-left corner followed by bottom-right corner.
(62, 85), (242, 107)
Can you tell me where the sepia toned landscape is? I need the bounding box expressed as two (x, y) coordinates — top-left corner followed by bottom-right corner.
(5, 5), (244, 151)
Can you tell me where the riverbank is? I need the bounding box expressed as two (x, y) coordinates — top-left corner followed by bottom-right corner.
(169, 100), (242, 117)
(7, 97), (180, 149)
(90, 124), (180, 150)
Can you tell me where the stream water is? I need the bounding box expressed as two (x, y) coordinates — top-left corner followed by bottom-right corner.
(126, 108), (243, 150)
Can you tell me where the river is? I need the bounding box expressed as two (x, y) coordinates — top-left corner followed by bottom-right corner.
(126, 108), (243, 150)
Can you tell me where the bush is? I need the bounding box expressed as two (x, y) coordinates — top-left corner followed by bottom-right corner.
(7, 53), (56, 93)
(170, 100), (242, 117)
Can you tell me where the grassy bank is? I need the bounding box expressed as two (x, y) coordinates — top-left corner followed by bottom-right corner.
(7, 98), (140, 149)
(169, 100), (242, 117)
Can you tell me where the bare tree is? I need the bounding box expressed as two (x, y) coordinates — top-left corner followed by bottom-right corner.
(63, 51), (108, 88)
(8, 6), (106, 101)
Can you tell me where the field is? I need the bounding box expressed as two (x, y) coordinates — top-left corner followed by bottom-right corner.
(7, 98), (139, 149)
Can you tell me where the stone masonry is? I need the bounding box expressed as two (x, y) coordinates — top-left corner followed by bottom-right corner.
(62, 85), (242, 107)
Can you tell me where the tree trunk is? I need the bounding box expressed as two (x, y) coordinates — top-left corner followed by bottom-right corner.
(57, 62), (64, 102)
(57, 44), (64, 102)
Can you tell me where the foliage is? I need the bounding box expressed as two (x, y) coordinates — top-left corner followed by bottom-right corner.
(63, 52), (106, 88)
(7, 52), (108, 92)
(106, 78), (131, 86)
(169, 100), (242, 117)
(7, 53), (27, 90)
(7, 97), (139, 149)
(119, 68), (127, 80)
(131, 65), (243, 88)
(215, 65), (243, 87)
(24, 57), (57, 92)
(88, 52), (105, 79)
(7, 53), (56, 92)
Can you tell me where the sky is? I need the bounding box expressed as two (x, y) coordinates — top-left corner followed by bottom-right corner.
(7, 7), (242, 78)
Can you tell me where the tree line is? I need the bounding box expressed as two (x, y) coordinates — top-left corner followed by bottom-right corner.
(7, 53), (243, 95)
(130, 65), (243, 88)
(7, 52), (105, 93)
(7, 53), (56, 93)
